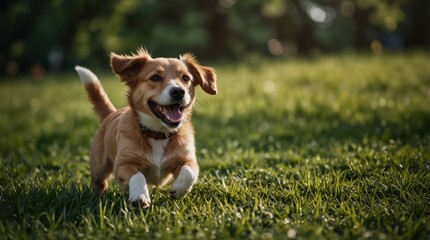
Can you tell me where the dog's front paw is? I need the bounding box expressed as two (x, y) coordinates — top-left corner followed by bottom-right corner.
(170, 165), (197, 200)
(128, 172), (151, 208)
(129, 193), (151, 208)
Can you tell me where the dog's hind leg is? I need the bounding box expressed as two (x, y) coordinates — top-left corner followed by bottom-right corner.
(90, 152), (113, 195)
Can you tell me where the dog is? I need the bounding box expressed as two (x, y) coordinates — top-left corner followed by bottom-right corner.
(75, 48), (217, 207)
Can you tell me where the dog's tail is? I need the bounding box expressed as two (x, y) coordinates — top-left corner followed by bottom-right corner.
(75, 66), (116, 121)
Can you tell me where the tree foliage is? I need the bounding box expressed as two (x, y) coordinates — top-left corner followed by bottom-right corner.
(0, 0), (428, 75)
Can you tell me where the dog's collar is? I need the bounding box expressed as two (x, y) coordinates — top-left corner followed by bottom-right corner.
(139, 124), (177, 140)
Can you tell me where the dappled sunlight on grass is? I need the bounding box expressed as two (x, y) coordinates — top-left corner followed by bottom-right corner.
(1, 53), (429, 239)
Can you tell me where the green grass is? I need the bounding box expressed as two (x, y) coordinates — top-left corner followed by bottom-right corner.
(1, 52), (429, 239)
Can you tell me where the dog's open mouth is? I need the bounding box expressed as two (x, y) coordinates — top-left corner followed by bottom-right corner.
(148, 100), (185, 127)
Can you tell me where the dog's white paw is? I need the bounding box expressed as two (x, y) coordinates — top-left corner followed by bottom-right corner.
(170, 165), (197, 200)
(128, 172), (151, 208)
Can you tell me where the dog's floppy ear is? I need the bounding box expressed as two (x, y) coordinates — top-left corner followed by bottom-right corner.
(110, 48), (150, 87)
(181, 53), (217, 95)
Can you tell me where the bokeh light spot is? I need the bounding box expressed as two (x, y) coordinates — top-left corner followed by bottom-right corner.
(340, 1), (355, 17)
(267, 39), (284, 56)
(371, 40), (383, 54)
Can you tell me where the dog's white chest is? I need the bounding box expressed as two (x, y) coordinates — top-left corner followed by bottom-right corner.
(148, 138), (169, 176)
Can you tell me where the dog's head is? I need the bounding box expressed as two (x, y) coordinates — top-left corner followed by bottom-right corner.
(111, 48), (217, 132)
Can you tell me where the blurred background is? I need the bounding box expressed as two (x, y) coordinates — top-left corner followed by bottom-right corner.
(1, 0), (429, 77)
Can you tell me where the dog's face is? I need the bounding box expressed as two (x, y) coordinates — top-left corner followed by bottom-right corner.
(111, 49), (217, 131)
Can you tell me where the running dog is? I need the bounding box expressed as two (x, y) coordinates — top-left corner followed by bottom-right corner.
(75, 48), (217, 207)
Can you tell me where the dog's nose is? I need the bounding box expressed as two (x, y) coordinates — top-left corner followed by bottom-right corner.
(170, 87), (185, 100)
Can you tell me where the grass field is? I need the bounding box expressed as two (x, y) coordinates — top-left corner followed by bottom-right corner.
(1, 52), (429, 239)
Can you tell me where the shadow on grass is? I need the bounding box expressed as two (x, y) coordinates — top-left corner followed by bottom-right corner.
(193, 103), (430, 180)
(194, 105), (430, 153)
(0, 181), (154, 231)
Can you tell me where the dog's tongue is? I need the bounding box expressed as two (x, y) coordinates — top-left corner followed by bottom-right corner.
(163, 105), (182, 122)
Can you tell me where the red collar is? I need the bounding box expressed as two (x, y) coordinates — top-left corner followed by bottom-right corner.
(139, 124), (177, 140)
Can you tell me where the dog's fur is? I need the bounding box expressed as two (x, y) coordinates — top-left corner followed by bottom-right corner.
(75, 48), (217, 207)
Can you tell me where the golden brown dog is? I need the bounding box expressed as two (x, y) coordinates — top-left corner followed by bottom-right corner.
(75, 48), (217, 207)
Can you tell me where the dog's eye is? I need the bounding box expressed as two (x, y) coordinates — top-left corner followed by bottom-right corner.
(150, 75), (162, 82)
(182, 75), (190, 82)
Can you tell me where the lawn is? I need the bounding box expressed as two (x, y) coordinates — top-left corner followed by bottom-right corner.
(0, 52), (429, 239)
